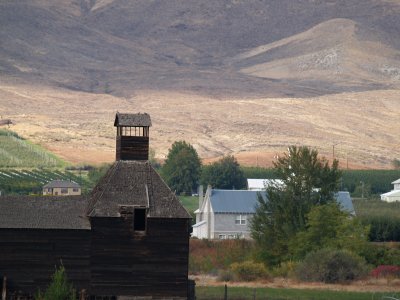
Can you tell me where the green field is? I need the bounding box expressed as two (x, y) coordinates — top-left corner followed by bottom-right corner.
(196, 286), (400, 300)
(180, 196), (199, 213)
(179, 196), (199, 222)
(353, 198), (400, 219)
(0, 129), (65, 168)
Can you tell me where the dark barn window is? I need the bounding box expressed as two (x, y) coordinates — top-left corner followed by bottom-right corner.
(134, 208), (146, 231)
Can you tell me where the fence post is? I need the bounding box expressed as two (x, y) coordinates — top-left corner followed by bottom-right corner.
(224, 284), (227, 300)
(2, 276), (6, 300)
(253, 288), (256, 300)
(79, 289), (86, 300)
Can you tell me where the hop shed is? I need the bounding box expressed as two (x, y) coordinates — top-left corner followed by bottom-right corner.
(0, 113), (192, 299)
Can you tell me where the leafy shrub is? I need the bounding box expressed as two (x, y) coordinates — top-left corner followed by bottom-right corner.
(296, 248), (369, 283)
(35, 265), (76, 300)
(189, 239), (254, 274)
(361, 243), (400, 266)
(370, 265), (400, 278)
(230, 261), (270, 281)
(271, 261), (298, 278)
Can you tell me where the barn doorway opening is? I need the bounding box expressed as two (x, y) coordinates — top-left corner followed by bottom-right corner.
(134, 208), (146, 231)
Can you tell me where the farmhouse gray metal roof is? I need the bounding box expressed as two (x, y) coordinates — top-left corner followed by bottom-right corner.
(209, 189), (355, 215)
(210, 190), (261, 214)
(334, 191), (355, 215)
(87, 160), (191, 218)
(0, 196), (90, 229)
(43, 180), (81, 189)
(114, 112), (152, 127)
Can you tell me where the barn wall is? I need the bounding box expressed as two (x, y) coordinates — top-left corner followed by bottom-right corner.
(0, 229), (91, 294)
(90, 217), (190, 298)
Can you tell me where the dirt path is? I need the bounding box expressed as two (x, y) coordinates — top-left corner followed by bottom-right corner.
(191, 275), (400, 293)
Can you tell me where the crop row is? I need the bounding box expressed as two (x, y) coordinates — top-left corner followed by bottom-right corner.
(0, 169), (87, 195)
(0, 129), (64, 168)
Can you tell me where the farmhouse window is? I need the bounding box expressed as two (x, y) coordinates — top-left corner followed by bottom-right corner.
(235, 215), (246, 225)
(218, 234), (226, 239)
(61, 188), (68, 194)
(72, 188), (79, 192)
(134, 208), (146, 231)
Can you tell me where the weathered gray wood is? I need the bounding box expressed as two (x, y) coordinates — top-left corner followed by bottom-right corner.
(0, 229), (90, 294)
(90, 217), (190, 297)
(116, 136), (149, 161)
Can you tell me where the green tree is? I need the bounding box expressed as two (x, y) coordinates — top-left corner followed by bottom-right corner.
(162, 141), (201, 195)
(200, 155), (246, 189)
(35, 265), (76, 300)
(289, 203), (369, 259)
(250, 146), (341, 265)
(392, 159), (400, 170)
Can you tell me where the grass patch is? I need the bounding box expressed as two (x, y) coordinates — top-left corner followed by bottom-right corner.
(353, 198), (400, 219)
(196, 286), (400, 300)
(179, 195), (199, 214)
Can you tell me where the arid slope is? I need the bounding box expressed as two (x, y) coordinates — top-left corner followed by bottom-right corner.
(2, 1), (400, 97)
(0, 84), (398, 169)
(1, 1), (400, 168)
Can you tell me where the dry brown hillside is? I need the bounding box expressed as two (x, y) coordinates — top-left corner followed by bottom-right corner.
(1, 1), (400, 168)
(1, 83), (398, 169)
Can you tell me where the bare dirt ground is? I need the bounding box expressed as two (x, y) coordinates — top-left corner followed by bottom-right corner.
(0, 83), (399, 168)
(191, 275), (400, 293)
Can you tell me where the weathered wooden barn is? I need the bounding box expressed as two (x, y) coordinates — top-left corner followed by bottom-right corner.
(0, 113), (192, 299)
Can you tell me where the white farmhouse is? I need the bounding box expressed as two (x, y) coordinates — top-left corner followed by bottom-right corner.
(381, 178), (400, 202)
(192, 185), (355, 240)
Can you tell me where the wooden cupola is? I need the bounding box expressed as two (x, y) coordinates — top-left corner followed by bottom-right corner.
(114, 112), (152, 161)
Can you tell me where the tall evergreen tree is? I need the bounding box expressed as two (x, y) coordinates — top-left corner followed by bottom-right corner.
(250, 146), (341, 265)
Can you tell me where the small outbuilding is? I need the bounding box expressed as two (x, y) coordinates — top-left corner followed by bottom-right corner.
(42, 180), (81, 196)
(381, 178), (400, 202)
(247, 178), (284, 191)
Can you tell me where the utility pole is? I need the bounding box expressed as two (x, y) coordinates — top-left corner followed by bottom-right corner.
(360, 181), (365, 199)
(332, 143), (340, 162)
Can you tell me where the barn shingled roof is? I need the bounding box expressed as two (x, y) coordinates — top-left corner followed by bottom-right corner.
(0, 196), (90, 229)
(114, 112), (152, 127)
(87, 160), (191, 219)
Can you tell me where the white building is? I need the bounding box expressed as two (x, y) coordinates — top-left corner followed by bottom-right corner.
(247, 179), (284, 191)
(381, 178), (400, 202)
